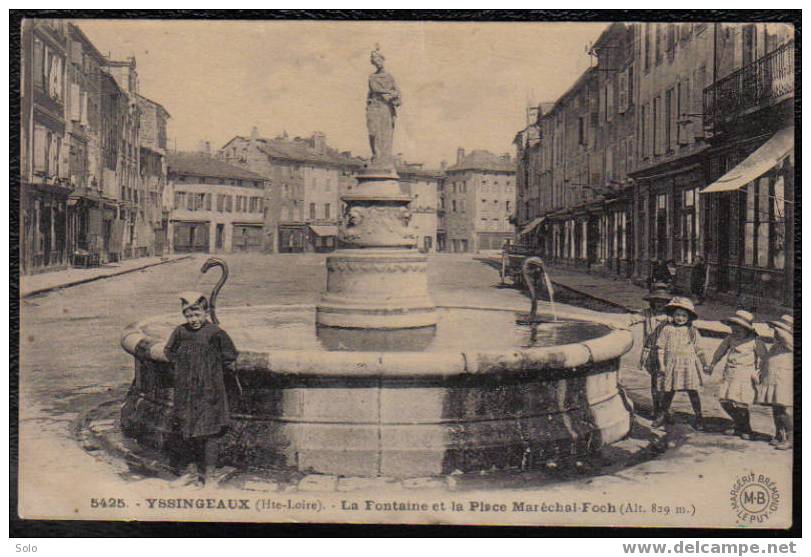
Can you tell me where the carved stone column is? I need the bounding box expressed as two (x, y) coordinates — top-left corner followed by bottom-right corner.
(316, 167), (438, 329)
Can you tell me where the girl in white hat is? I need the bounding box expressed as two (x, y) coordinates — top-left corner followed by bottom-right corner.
(755, 315), (794, 450)
(706, 310), (767, 440)
(652, 297), (708, 429)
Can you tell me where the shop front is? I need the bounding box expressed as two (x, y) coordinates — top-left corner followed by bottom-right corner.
(233, 223), (264, 253)
(21, 182), (70, 274)
(701, 126), (793, 308)
(309, 224), (338, 253)
(279, 224), (309, 253)
(172, 220), (210, 253)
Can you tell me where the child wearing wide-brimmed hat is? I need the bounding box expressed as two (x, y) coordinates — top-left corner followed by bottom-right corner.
(638, 283), (672, 420)
(652, 297), (708, 429)
(755, 315), (793, 450)
(164, 291), (238, 486)
(706, 310), (767, 440)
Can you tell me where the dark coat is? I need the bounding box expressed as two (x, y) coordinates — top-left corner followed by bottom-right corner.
(165, 322), (238, 439)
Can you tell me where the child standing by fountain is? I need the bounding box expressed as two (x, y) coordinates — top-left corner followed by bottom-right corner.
(706, 310), (766, 440)
(755, 315), (793, 450)
(165, 291), (238, 486)
(652, 297), (708, 430)
(638, 283), (672, 421)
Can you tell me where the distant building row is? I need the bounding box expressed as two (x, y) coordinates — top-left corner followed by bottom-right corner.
(166, 128), (516, 255)
(20, 20), (170, 274)
(514, 22), (794, 307)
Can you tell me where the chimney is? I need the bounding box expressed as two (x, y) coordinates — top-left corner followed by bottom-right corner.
(251, 126), (260, 141)
(456, 148), (465, 164)
(311, 132), (326, 154)
(440, 160), (447, 171)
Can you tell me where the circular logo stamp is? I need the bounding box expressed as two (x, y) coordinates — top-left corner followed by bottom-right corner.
(730, 472), (780, 524)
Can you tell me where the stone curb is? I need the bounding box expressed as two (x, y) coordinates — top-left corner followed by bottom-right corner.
(21, 255), (192, 299)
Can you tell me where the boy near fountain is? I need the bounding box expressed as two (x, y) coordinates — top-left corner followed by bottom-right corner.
(705, 310), (766, 440)
(638, 283), (672, 421)
(755, 315), (794, 450)
(652, 297), (708, 430)
(164, 291), (237, 486)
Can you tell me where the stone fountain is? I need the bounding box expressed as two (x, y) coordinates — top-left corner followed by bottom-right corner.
(316, 47), (436, 330)
(118, 47), (634, 479)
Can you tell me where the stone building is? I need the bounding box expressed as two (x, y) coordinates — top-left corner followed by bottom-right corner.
(20, 19), (71, 274)
(513, 22), (794, 309)
(165, 152), (267, 253)
(19, 21), (170, 273)
(629, 22), (716, 283)
(397, 162), (443, 253)
(136, 94), (171, 256)
(444, 148), (516, 253)
(699, 23), (794, 307)
(220, 129), (362, 253)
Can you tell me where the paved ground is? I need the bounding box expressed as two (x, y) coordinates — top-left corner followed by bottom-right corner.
(480, 255), (788, 324)
(17, 253), (792, 526)
(19, 254), (190, 297)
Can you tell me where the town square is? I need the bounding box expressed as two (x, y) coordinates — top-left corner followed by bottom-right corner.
(15, 17), (795, 529)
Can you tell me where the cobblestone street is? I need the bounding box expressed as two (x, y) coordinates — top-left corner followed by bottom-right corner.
(18, 253), (791, 525)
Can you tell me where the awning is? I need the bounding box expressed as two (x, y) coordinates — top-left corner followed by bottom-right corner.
(701, 127), (793, 194)
(519, 217), (545, 235)
(309, 224), (338, 237)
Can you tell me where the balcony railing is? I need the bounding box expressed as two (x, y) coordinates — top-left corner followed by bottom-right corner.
(704, 41), (794, 129)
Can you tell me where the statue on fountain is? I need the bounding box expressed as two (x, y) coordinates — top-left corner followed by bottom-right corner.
(366, 46), (401, 169)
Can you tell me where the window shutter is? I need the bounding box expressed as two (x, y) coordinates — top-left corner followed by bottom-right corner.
(81, 91), (89, 125)
(618, 68), (629, 114)
(669, 89), (679, 148)
(678, 79), (692, 145)
(71, 41), (82, 65)
(33, 126), (47, 173)
(653, 98), (663, 155)
(606, 79), (615, 122)
(692, 66), (706, 139)
(33, 39), (45, 90)
(70, 83), (81, 121)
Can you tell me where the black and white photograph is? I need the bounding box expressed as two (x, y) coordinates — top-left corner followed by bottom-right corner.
(12, 13), (798, 531)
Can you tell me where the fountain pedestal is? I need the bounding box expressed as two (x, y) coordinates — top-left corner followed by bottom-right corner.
(316, 167), (438, 329)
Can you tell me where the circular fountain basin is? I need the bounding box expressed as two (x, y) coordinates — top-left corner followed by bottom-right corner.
(120, 305), (633, 478)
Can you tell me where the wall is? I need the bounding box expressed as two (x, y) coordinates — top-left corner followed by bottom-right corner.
(168, 179), (264, 253)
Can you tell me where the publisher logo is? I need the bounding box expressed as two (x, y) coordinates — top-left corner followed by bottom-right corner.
(730, 472), (780, 524)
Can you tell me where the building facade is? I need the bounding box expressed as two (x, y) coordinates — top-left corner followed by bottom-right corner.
(445, 148), (516, 253)
(397, 162), (443, 253)
(19, 20), (170, 274)
(20, 19), (71, 274)
(699, 23), (794, 307)
(166, 153), (267, 254)
(136, 94), (171, 256)
(220, 129), (362, 253)
(513, 22), (794, 308)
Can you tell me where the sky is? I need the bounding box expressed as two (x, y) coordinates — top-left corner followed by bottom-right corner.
(78, 20), (607, 167)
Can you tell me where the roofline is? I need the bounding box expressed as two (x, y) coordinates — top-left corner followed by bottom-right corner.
(548, 66), (597, 117)
(223, 135), (363, 168)
(67, 22), (107, 63)
(167, 167), (268, 183)
(135, 92), (171, 118)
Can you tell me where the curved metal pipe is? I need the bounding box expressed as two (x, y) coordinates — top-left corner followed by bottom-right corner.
(200, 257), (229, 325)
(521, 256), (557, 323)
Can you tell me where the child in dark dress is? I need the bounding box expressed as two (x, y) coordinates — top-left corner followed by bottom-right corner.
(165, 291), (237, 486)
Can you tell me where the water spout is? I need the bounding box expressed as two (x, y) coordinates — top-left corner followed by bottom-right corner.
(520, 256), (557, 323)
